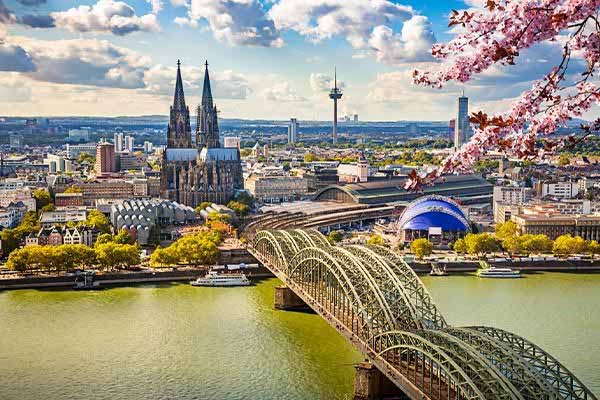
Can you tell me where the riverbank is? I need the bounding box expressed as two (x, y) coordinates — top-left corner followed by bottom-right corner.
(0, 266), (275, 290)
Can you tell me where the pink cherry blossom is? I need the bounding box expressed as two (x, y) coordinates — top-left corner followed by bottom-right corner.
(410, 0), (600, 188)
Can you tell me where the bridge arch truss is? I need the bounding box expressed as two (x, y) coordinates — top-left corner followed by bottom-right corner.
(248, 229), (597, 400)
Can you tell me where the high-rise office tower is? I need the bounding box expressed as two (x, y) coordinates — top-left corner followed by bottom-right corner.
(124, 135), (134, 152)
(288, 118), (299, 144)
(454, 92), (470, 150)
(114, 132), (124, 152)
(329, 68), (342, 145)
(95, 141), (116, 175)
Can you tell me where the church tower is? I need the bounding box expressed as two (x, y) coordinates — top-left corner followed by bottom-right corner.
(167, 60), (192, 148)
(196, 61), (220, 149)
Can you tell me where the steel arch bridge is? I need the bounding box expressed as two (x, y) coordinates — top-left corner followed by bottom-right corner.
(247, 228), (597, 400)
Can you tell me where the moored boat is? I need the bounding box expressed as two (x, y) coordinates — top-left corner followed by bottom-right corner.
(190, 271), (250, 287)
(477, 261), (521, 278)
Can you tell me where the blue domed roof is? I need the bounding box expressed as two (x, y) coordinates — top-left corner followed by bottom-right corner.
(398, 195), (470, 232)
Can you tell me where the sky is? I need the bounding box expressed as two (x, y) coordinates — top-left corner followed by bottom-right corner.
(0, 0), (598, 121)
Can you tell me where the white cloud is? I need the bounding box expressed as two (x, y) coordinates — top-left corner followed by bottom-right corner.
(51, 0), (161, 36)
(310, 72), (345, 92)
(8, 36), (150, 88)
(368, 15), (435, 64)
(144, 63), (252, 99)
(178, 0), (283, 47)
(146, 0), (162, 14)
(261, 82), (306, 102)
(0, 73), (31, 102)
(269, 0), (413, 46)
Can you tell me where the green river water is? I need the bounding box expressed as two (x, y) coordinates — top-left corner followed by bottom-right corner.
(1, 272), (599, 400)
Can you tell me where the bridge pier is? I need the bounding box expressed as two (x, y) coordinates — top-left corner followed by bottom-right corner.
(274, 285), (308, 310)
(353, 362), (409, 400)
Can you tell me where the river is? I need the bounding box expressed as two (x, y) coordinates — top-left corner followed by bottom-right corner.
(0, 272), (598, 400)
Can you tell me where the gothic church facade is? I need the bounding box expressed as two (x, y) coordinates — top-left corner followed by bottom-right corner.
(160, 61), (243, 207)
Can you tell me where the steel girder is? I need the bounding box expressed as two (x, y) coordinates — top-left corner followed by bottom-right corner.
(444, 327), (558, 400)
(468, 326), (598, 400)
(374, 331), (486, 400)
(415, 330), (524, 400)
(346, 245), (423, 331)
(288, 246), (379, 338)
(367, 245), (447, 330)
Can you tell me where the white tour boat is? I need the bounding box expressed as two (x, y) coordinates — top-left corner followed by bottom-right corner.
(477, 266), (521, 278)
(190, 271), (251, 287)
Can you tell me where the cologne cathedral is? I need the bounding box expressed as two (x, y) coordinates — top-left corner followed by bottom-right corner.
(160, 61), (243, 207)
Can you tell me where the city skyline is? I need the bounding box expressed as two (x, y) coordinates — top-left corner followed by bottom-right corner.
(1, 0), (598, 121)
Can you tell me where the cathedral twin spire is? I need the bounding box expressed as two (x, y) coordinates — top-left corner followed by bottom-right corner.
(167, 60), (220, 149)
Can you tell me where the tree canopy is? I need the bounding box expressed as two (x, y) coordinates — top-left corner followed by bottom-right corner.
(411, 238), (433, 259)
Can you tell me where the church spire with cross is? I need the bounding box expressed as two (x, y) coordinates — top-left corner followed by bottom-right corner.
(167, 59), (192, 148)
(197, 60), (220, 149)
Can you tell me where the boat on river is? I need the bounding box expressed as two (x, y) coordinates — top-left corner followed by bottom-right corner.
(190, 271), (250, 287)
(477, 261), (520, 278)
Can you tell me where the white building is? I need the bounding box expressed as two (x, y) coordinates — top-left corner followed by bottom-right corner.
(40, 209), (87, 227)
(0, 204), (26, 228)
(337, 155), (371, 183)
(114, 132), (124, 152)
(124, 135), (134, 152)
(245, 173), (309, 203)
(44, 154), (73, 173)
(288, 118), (299, 144)
(537, 181), (579, 199)
(143, 141), (154, 153)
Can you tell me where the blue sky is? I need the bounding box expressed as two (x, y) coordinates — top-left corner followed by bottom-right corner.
(1, 0), (595, 121)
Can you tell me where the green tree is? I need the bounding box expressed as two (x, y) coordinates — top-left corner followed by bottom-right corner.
(464, 233), (500, 258)
(85, 210), (111, 234)
(33, 189), (51, 210)
(586, 240), (600, 260)
(40, 203), (55, 212)
(453, 238), (467, 254)
(558, 153), (571, 166)
(0, 229), (21, 256)
(6, 247), (30, 271)
(304, 152), (319, 163)
(495, 220), (519, 240)
(502, 235), (525, 256)
(327, 231), (343, 244)
(411, 238), (433, 259)
(113, 229), (133, 244)
(235, 192), (254, 206)
(195, 201), (213, 214)
(58, 244), (95, 271)
(553, 234), (586, 257)
(95, 242), (140, 270)
(175, 233), (220, 266)
(150, 246), (179, 267)
(521, 234), (553, 255)
(367, 235), (384, 246)
(227, 200), (250, 218)
(95, 233), (113, 246)
(77, 151), (95, 164)
(207, 211), (231, 224)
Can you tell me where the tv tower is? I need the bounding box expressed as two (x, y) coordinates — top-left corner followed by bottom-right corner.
(329, 67), (343, 145)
